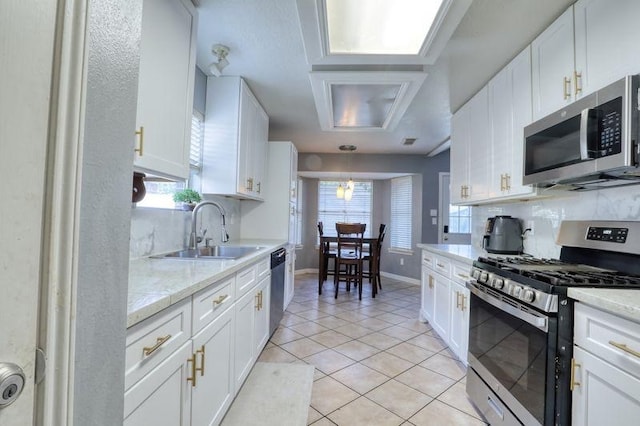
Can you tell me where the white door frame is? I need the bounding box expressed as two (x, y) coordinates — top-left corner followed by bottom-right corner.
(38, 0), (88, 424)
(438, 172), (449, 243)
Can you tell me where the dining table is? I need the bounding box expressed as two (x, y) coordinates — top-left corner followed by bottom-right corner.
(318, 235), (379, 298)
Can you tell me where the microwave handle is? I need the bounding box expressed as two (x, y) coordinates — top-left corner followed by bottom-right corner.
(579, 108), (599, 160)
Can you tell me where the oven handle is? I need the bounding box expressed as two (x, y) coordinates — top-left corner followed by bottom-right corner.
(467, 281), (549, 332)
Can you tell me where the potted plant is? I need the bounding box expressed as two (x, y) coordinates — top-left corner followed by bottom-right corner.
(173, 188), (202, 210)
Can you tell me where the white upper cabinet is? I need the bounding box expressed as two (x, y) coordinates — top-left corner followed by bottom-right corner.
(450, 87), (490, 205)
(531, 7), (575, 120)
(134, 0), (197, 179)
(203, 77), (269, 200)
(533, 0), (640, 121)
(488, 46), (537, 200)
(240, 142), (299, 243)
(574, 0), (640, 97)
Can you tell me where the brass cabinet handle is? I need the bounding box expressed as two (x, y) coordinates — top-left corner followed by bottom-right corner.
(142, 334), (171, 357)
(456, 291), (462, 309)
(570, 358), (581, 391)
(134, 126), (144, 156)
(563, 77), (571, 100)
(213, 294), (229, 307)
(574, 71), (582, 96)
(255, 292), (260, 310)
(500, 174), (505, 191)
(195, 345), (205, 377)
(436, 263), (445, 268)
(461, 294), (467, 311)
(256, 182), (261, 193)
(506, 174), (511, 190)
(259, 290), (263, 309)
(246, 178), (254, 191)
(428, 275), (434, 289)
(609, 340), (640, 359)
(457, 273), (470, 280)
(187, 353), (197, 387)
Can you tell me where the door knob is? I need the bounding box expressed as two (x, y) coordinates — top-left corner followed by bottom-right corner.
(0, 363), (25, 408)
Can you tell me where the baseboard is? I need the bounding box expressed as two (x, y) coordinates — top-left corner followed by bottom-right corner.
(380, 271), (420, 286)
(294, 268), (318, 275)
(293, 268), (419, 286)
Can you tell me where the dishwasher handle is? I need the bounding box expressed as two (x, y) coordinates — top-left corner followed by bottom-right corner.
(270, 248), (287, 269)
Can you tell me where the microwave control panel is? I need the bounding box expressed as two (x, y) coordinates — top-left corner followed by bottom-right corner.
(586, 226), (628, 243)
(597, 97), (622, 156)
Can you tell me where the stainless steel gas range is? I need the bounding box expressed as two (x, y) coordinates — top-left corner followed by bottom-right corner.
(465, 220), (640, 426)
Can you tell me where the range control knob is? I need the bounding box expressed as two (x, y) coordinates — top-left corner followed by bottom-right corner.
(522, 289), (536, 303)
(479, 272), (489, 283)
(511, 285), (522, 297)
(492, 277), (504, 289)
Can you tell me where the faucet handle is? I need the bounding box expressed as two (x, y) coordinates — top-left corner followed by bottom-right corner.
(205, 238), (213, 248)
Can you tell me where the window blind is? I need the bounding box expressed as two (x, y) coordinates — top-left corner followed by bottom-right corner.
(190, 111), (204, 170)
(317, 180), (372, 238)
(390, 176), (412, 250)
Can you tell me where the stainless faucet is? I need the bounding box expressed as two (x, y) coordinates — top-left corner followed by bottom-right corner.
(189, 201), (230, 249)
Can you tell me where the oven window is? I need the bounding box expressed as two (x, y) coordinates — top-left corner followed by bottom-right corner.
(468, 292), (547, 424)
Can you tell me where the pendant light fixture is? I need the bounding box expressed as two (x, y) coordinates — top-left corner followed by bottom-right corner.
(337, 144), (357, 200)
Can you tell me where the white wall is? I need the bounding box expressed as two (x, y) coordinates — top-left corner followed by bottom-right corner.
(471, 185), (640, 258)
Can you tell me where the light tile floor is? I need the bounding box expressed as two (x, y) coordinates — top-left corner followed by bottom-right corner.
(258, 274), (488, 426)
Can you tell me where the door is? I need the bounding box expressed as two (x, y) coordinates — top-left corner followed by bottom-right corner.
(438, 173), (471, 244)
(1, 1), (58, 423)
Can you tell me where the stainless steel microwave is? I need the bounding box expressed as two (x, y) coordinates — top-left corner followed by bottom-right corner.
(523, 75), (640, 189)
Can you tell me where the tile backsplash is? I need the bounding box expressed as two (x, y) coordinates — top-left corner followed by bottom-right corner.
(129, 195), (241, 259)
(472, 185), (640, 258)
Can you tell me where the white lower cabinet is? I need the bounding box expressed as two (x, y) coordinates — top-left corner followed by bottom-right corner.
(125, 256), (271, 426)
(420, 249), (472, 365)
(191, 307), (235, 426)
(234, 274), (271, 390)
(124, 341), (193, 426)
(572, 303), (640, 425)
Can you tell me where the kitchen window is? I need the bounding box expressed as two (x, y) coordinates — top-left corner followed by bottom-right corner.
(390, 175), (412, 252)
(317, 180), (372, 238)
(136, 111), (204, 209)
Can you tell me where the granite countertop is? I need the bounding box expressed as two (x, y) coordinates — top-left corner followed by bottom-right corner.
(127, 239), (287, 328)
(568, 288), (640, 323)
(415, 244), (484, 264)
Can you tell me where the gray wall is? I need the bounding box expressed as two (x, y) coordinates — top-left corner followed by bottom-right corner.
(296, 151), (450, 280)
(74, 0), (142, 423)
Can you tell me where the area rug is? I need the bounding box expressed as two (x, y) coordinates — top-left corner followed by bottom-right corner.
(221, 362), (315, 426)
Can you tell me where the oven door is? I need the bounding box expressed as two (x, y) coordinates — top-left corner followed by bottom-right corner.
(466, 281), (556, 426)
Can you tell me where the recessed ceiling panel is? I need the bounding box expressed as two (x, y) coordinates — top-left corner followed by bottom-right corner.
(309, 71), (427, 131)
(325, 0), (443, 55)
(331, 84), (401, 128)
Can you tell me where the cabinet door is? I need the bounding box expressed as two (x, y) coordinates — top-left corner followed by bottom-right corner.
(488, 63), (511, 199)
(191, 306), (235, 426)
(574, 0), (640, 98)
(450, 104), (469, 205)
(253, 276), (271, 355)
(531, 7), (575, 120)
(124, 342), (192, 426)
(449, 282), (469, 365)
(420, 266), (435, 324)
(236, 85), (254, 196)
(465, 87), (490, 202)
(432, 274), (451, 340)
(252, 105), (269, 198)
(233, 288), (257, 390)
(572, 346), (640, 425)
(135, 0), (196, 179)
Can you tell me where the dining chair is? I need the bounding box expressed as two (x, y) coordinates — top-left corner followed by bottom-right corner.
(317, 222), (337, 284)
(334, 223), (367, 300)
(364, 224), (386, 290)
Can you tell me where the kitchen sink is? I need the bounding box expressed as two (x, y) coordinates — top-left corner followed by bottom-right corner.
(155, 246), (265, 260)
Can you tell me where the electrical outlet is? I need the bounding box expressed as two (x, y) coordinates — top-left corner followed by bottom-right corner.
(526, 220), (535, 236)
(400, 258), (404, 266)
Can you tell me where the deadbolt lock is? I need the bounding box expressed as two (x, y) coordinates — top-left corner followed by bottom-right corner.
(0, 363), (26, 408)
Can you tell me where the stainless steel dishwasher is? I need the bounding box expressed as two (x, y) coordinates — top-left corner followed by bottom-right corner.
(269, 248), (286, 337)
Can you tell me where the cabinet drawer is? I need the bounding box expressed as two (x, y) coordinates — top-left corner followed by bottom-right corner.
(422, 250), (435, 268)
(451, 261), (472, 285)
(192, 276), (235, 334)
(433, 255), (451, 278)
(236, 264), (257, 297)
(575, 303), (640, 378)
(125, 298), (192, 390)
(256, 257), (270, 280)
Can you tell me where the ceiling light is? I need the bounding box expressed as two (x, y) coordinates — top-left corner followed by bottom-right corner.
(325, 0), (443, 55)
(336, 183), (345, 199)
(209, 44), (230, 77)
(344, 186), (353, 201)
